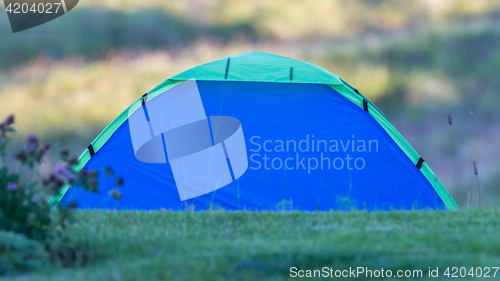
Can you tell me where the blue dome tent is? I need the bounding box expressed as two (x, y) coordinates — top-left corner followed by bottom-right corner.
(54, 52), (458, 211)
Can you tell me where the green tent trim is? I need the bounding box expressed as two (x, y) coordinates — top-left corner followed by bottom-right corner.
(50, 52), (459, 210)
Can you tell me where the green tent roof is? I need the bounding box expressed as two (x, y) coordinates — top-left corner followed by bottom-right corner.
(149, 52), (343, 94)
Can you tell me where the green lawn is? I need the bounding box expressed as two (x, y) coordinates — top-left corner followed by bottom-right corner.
(8, 210), (500, 280)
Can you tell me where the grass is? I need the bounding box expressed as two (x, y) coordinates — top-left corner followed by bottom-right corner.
(7, 209), (500, 280)
(2, 2), (500, 279)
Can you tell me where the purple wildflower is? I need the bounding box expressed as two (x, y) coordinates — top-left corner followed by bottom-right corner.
(65, 173), (74, 182)
(109, 189), (122, 200)
(53, 164), (68, 175)
(16, 151), (28, 163)
(0, 114), (13, 128)
(26, 134), (39, 150)
(41, 143), (51, 152)
(60, 148), (70, 156)
(5, 114), (14, 126)
(68, 157), (79, 165)
(54, 164), (75, 182)
(28, 133), (38, 142)
(7, 182), (17, 191)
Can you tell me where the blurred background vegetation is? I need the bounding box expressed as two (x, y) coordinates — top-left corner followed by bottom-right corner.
(1, 0), (499, 208)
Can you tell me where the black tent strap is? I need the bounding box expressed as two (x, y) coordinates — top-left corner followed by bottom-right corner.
(142, 93), (148, 105)
(363, 99), (369, 112)
(416, 157), (425, 169)
(87, 144), (95, 157)
(354, 88), (360, 94)
(225, 57), (230, 79)
(290, 67), (293, 81)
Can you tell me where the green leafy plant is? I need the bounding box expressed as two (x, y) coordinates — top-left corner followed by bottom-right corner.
(0, 114), (120, 243)
(0, 230), (49, 276)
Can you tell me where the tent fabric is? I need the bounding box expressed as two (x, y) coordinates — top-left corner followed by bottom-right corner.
(54, 52), (458, 211)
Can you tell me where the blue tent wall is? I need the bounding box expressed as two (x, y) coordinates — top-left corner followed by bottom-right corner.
(60, 81), (445, 211)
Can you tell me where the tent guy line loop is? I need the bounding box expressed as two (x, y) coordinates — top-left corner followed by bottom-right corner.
(87, 144), (95, 157)
(416, 157), (425, 169)
(363, 99), (369, 112)
(354, 88), (369, 112)
(224, 57), (230, 80)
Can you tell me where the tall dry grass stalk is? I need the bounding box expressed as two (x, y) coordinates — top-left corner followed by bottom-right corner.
(472, 160), (481, 208)
(448, 114), (459, 194)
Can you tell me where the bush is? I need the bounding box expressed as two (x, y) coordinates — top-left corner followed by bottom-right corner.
(0, 113), (121, 262)
(0, 230), (49, 276)
(0, 114), (96, 242)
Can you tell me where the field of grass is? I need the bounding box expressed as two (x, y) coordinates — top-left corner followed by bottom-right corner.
(2, 1), (500, 280)
(6, 210), (500, 280)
